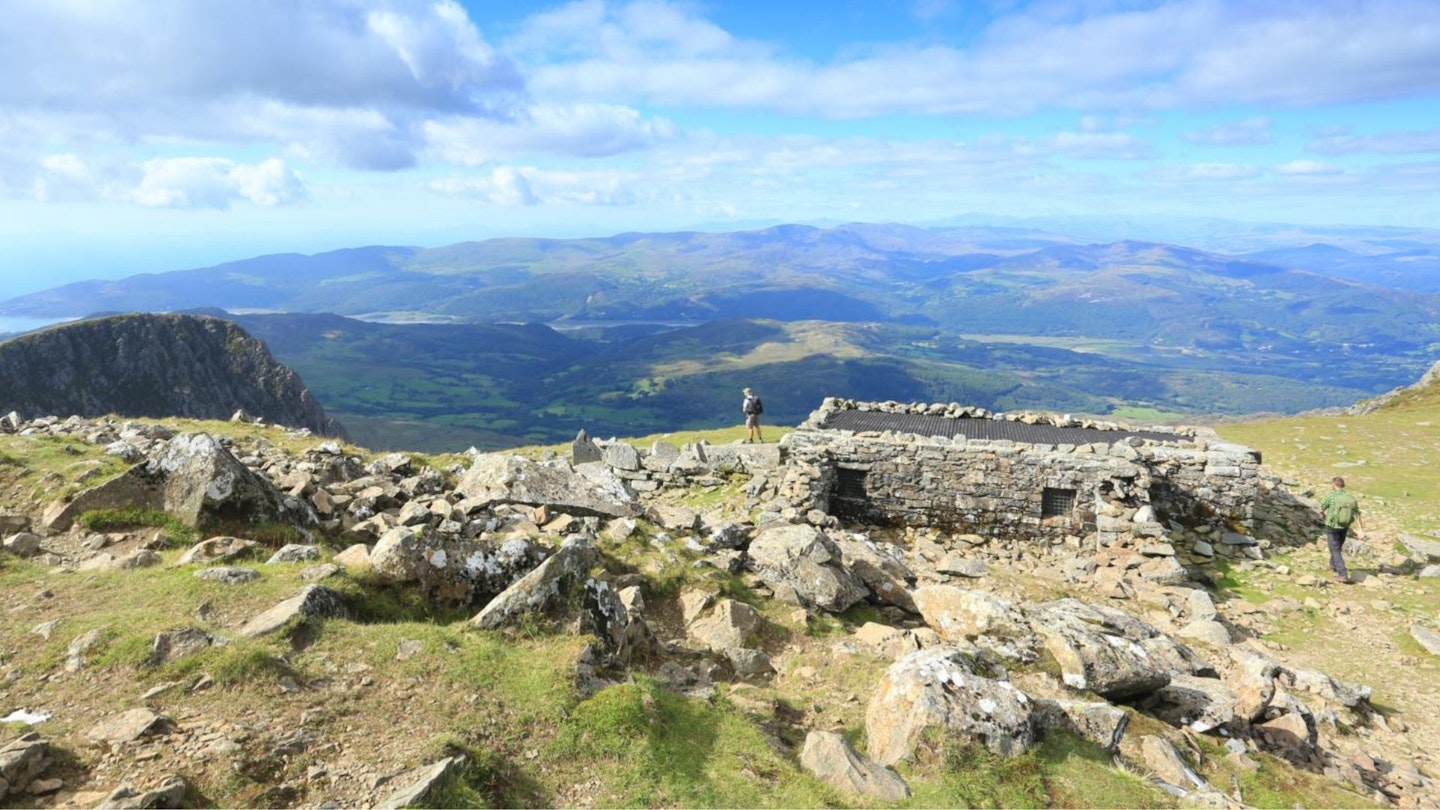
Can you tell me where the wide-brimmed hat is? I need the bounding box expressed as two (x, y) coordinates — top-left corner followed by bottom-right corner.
(742, 387), (753, 395)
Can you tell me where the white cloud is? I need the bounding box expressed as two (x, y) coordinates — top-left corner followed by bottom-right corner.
(1151, 163), (1263, 181)
(0, 0), (522, 172)
(424, 103), (675, 165)
(1182, 117), (1273, 146)
(1273, 159), (1342, 176)
(121, 157), (308, 209)
(1310, 129), (1440, 155)
(430, 165), (635, 206)
(510, 0), (1440, 117)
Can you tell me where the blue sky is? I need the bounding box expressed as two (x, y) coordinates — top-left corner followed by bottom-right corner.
(2, 0), (1439, 296)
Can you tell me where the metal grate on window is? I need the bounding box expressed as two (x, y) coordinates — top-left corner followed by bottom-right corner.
(835, 467), (869, 500)
(1041, 487), (1077, 518)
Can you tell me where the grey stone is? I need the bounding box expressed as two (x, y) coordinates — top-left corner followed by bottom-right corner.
(1410, 624), (1440, 656)
(800, 730), (910, 801)
(147, 628), (214, 665)
(151, 433), (317, 528)
(1145, 674), (1239, 733)
(2, 532), (42, 557)
(647, 503), (699, 532)
(913, 585), (1032, 659)
(1031, 699), (1129, 753)
(377, 756), (465, 810)
(0, 733), (50, 798)
(1220, 532), (1257, 546)
(456, 454), (637, 518)
(193, 566), (261, 585)
(726, 648), (775, 678)
(66, 628), (103, 672)
(1028, 599), (1171, 700)
(746, 525), (867, 613)
(833, 535), (917, 612)
(1400, 533), (1440, 562)
(86, 708), (170, 744)
(1177, 619), (1231, 647)
(471, 539), (596, 630)
(267, 541), (321, 562)
(865, 646), (1034, 765)
(937, 553), (989, 578)
(177, 536), (259, 566)
(100, 776), (194, 809)
(237, 585), (347, 638)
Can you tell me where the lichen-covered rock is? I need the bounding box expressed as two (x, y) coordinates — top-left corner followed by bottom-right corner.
(471, 538), (596, 630)
(0, 733), (50, 799)
(865, 646), (1034, 765)
(746, 524), (867, 613)
(456, 454), (637, 518)
(914, 585), (1034, 660)
(177, 536), (259, 566)
(371, 526), (549, 608)
(1028, 599), (1172, 700)
(153, 433), (317, 528)
(687, 599), (760, 653)
(266, 544), (319, 564)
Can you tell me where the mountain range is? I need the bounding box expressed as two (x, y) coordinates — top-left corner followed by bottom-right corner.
(2, 222), (1437, 450)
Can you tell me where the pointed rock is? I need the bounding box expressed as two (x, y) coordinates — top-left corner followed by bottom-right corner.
(237, 585), (347, 638)
(800, 730), (910, 801)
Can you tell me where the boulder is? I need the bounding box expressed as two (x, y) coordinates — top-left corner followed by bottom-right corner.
(2, 532), (42, 558)
(371, 526), (549, 607)
(1031, 699), (1129, 753)
(237, 585), (347, 638)
(687, 599), (760, 653)
(176, 536), (259, 566)
(800, 730), (910, 801)
(456, 454), (637, 518)
(937, 553), (989, 579)
(746, 525), (867, 613)
(266, 544), (319, 564)
(1028, 599), (1171, 700)
(1400, 533), (1440, 563)
(913, 585), (1033, 660)
(1140, 735), (1215, 796)
(151, 433), (316, 528)
(647, 504), (699, 533)
(865, 646), (1034, 766)
(1143, 674), (1240, 734)
(146, 629), (215, 665)
(471, 539), (597, 630)
(833, 535), (917, 613)
(0, 733), (51, 799)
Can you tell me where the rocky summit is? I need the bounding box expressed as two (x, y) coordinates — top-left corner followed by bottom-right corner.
(0, 313), (347, 439)
(0, 406), (1436, 808)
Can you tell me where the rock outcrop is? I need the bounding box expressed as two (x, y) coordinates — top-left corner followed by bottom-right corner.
(0, 313), (346, 438)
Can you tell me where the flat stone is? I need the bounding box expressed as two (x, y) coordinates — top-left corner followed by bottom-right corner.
(376, 756), (465, 810)
(1410, 624), (1440, 656)
(237, 585), (347, 638)
(193, 566), (260, 585)
(86, 708), (170, 744)
(937, 553), (989, 578)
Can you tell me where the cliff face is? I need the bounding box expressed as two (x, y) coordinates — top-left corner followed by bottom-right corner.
(0, 313), (348, 438)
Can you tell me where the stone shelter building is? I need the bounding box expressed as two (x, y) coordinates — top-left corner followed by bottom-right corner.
(777, 399), (1264, 544)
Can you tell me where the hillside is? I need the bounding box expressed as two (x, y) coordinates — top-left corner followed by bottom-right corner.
(0, 314), (347, 439)
(2, 395), (1437, 808)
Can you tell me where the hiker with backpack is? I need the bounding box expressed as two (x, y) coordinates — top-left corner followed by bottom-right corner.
(1320, 476), (1366, 584)
(741, 387), (764, 443)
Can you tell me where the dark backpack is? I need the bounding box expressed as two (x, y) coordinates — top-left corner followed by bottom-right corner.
(744, 396), (763, 415)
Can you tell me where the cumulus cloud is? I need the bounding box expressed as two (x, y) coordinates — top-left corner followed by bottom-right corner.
(430, 165), (636, 206)
(510, 0), (1440, 117)
(1309, 129), (1440, 155)
(120, 157), (309, 209)
(0, 0), (523, 176)
(1182, 117), (1273, 146)
(424, 103), (676, 165)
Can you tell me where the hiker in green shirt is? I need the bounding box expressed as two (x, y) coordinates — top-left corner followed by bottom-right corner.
(1320, 476), (1366, 584)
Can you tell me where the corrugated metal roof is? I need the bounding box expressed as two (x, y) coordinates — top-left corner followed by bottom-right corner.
(818, 409), (1180, 445)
